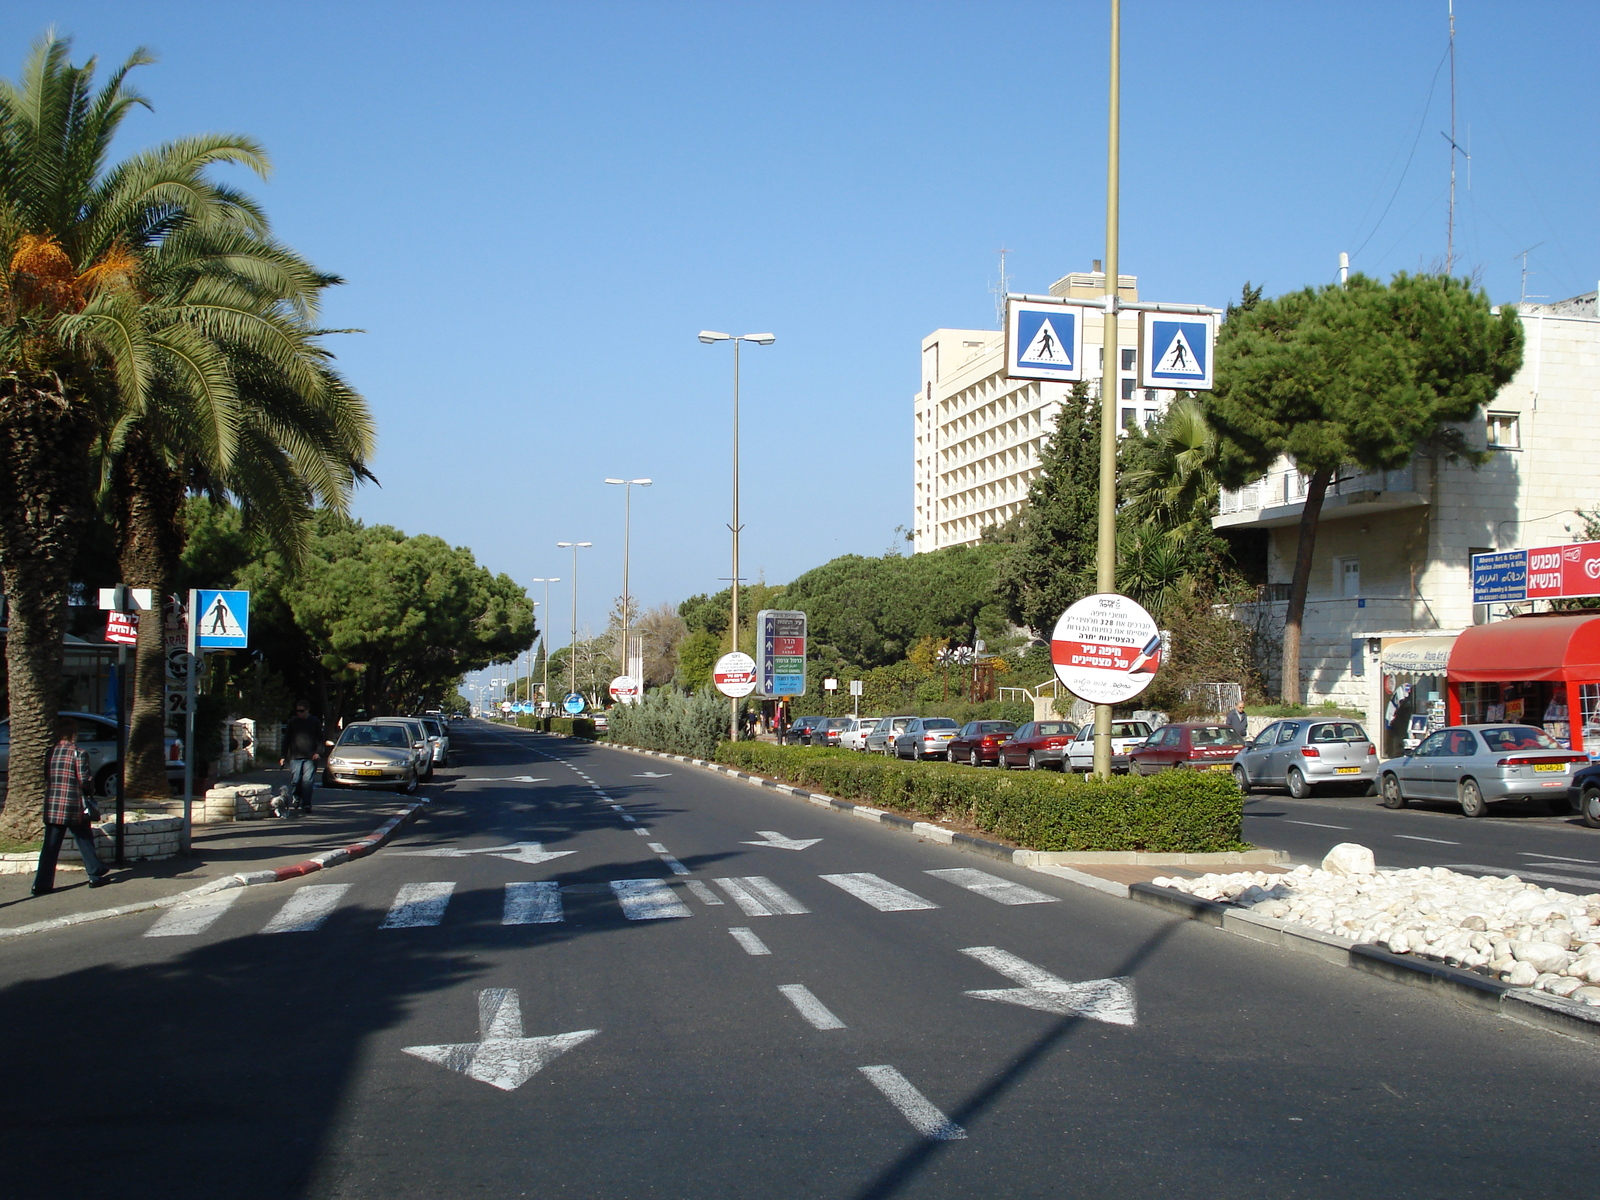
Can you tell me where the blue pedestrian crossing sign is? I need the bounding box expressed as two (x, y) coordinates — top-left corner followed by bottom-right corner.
(195, 589), (249, 648)
(1006, 299), (1087, 383)
(1139, 312), (1217, 390)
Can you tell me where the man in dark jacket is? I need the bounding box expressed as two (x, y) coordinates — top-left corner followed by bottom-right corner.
(33, 717), (110, 895)
(1225, 699), (1249, 740)
(280, 702), (324, 814)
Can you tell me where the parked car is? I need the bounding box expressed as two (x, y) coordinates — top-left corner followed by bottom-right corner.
(839, 716), (883, 752)
(417, 715), (450, 767)
(369, 716), (433, 780)
(811, 716), (855, 748)
(893, 717), (960, 760)
(0, 711), (184, 797)
(324, 722), (419, 792)
(1567, 761), (1600, 827)
(1377, 724), (1588, 817)
(866, 716), (914, 754)
(785, 716), (827, 745)
(945, 721), (1019, 766)
(1127, 722), (1244, 774)
(997, 720), (1079, 770)
(1063, 720), (1151, 772)
(1232, 718), (1377, 797)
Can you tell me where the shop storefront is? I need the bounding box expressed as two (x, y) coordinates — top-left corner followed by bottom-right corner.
(1378, 635), (1456, 757)
(1446, 613), (1600, 753)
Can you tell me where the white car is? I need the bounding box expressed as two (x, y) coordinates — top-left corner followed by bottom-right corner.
(839, 716), (882, 752)
(1065, 720), (1154, 772)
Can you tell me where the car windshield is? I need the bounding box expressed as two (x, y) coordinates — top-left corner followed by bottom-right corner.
(1112, 722), (1151, 738)
(1479, 726), (1559, 752)
(922, 719), (959, 730)
(339, 725), (409, 749)
(1308, 722), (1365, 743)
(1189, 726), (1244, 748)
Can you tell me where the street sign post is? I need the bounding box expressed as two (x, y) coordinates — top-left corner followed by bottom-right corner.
(194, 589), (250, 649)
(713, 652), (757, 699)
(1005, 299), (1088, 383)
(609, 675), (641, 703)
(563, 693), (585, 715)
(1050, 593), (1162, 705)
(756, 609), (807, 698)
(1138, 311), (1217, 390)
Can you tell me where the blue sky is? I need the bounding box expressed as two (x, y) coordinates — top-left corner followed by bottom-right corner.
(4, 2), (1595, 680)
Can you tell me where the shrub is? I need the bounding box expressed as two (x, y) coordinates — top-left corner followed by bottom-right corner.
(715, 743), (1246, 853)
(608, 688), (734, 759)
(510, 714), (601, 738)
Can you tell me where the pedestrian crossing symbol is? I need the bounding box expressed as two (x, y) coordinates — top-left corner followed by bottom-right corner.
(1139, 312), (1217, 390)
(1006, 299), (1086, 382)
(195, 589), (249, 648)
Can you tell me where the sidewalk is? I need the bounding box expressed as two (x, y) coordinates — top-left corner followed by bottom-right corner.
(0, 769), (425, 932)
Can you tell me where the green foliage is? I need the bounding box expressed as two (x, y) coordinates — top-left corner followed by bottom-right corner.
(1247, 702), (1362, 718)
(674, 630), (720, 691)
(606, 689), (731, 759)
(715, 744), (1247, 853)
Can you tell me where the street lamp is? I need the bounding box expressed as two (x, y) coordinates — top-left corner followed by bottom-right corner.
(698, 330), (775, 741)
(556, 542), (592, 703)
(604, 478), (652, 690)
(531, 577), (560, 711)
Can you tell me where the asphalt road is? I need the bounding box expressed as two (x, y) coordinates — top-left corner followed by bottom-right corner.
(4, 719), (1599, 1200)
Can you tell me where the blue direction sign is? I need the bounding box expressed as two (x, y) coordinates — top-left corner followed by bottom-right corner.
(1005, 299), (1086, 383)
(194, 589), (249, 648)
(1139, 312), (1217, 390)
(756, 609), (807, 698)
(1472, 549), (1529, 604)
(563, 693), (585, 715)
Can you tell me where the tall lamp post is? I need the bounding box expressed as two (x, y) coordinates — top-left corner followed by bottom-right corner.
(556, 543), (592, 703)
(698, 330), (775, 741)
(604, 478), (652, 689)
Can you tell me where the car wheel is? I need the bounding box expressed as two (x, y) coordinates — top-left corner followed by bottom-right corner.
(1286, 767), (1310, 799)
(970, 750), (981, 768)
(403, 771), (418, 795)
(1232, 765), (1250, 793)
(93, 763), (118, 798)
(1582, 787), (1600, 829)
(1028, 751), (1039, 771)
(1459, 778), (1488, 818)
(1380, 773), (1406, 809)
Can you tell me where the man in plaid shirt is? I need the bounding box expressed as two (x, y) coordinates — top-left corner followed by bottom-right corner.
(32, 717), (111, 896)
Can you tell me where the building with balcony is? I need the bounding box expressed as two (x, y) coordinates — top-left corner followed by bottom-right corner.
(913, 266), (1178, 552)
(1216, 289), (1600, 752)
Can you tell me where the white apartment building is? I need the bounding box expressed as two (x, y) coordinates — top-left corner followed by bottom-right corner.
(1215, 289), (1600, 753)
(913, 267), (1177, 552)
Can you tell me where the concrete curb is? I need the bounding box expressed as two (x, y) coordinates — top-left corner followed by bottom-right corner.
(0, 796), (428, 941)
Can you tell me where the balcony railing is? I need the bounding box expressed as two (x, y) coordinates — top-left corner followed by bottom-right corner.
(1219, 461), (1417, 516)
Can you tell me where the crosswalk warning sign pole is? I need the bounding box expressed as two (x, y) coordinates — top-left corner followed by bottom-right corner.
(183, 588), (197, 852)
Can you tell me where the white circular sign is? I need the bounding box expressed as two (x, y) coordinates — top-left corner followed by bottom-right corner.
(1050, 593), (1162, 704)
(609, 675), (641, 702)
(713, 651), (758, 698)
(500, 700), (513, 712)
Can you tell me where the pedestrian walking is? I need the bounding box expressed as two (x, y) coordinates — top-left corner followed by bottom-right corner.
(1225, 698), (1249, 740)
(279, 701), (324, 815)
(32, 717), (110, 895)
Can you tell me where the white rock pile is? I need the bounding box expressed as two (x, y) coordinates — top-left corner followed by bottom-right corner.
(1152, 842), (1600, 1005)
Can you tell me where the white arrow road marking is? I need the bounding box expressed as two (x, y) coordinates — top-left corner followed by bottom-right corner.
(858, 1066), (966, 1141)
(393, 841), (576, 865)
(959, 946), (1137, 1025)
(610, 879), (692, 920)
(458, 776), (548, 783)
(263, 884), (350, 933)
(633, 771), (672, 777)
(503, 881), (563, 924)
(145, 888), (240, 937)
(820, 873), (937, 912)
(380, 882), (456, 928)
(402, 989), (598, 1092)
(714, 876), (810, 916)
(729, 927), (769, 955)
(926, 868), (1058, 906)
(779, 984), (847, 1030)
(742, 830), (823, 851)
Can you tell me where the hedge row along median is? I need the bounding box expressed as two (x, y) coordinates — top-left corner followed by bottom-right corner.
(512, 715), (603, 739)
(714, 743), (1248, 854)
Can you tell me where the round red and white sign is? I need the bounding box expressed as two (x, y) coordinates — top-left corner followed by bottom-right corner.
(1050, 593), (1162, 704)
(609, 675), (641, 702)
(713, 651), (757, 698)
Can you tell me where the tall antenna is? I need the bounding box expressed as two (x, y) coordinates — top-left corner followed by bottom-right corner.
(1445, 0), (1457, 274)
(1515, 244), (1545, 304)
(991, 246), (1013, 329)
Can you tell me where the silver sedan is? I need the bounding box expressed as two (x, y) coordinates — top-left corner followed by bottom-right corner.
(1376, 724), (1588, 817)
(1232, 718), (1377, 797)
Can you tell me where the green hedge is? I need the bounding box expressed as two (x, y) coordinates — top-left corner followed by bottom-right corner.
(510, 714), (603, 739)
(715, 743), (1246, 853)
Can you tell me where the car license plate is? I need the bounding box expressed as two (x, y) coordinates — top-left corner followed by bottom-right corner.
(1205, 764), (1231, 772)
(1335, 767), (1360, 775)
(356, 768), (383, 777)
(1534, 763), (1566, 772)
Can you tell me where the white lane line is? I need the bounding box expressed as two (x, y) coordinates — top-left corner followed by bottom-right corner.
(1286, 820), (1351, 830)
(262, 883), (350, 933)
(858, 1066), (966, 1140)
(926, 867), (1058, 905)
(1446, 863), (1600, 889)
(660, 855), (691, 876)
(779, 984), (846, 1030)
(1522, 852), (1600, 866)
(620, 815), (638, 824)
(610, 879), (693, 919)
(380, 882), (457, 928)
(714, 876), (811, 916)
(729, 927), (769, 955)
(1394, 834), (1461, 845)
(504, 881), (564, 924)
(820, 873), (938, 912)
(144, 889), (241, 937)
(647, 842), (669, 853)
(633, 827), (652, 836)
(685, 880), (725, 906)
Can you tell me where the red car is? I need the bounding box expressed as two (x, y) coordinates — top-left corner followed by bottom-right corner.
(945, 720), (1019, 766)
(1127, 722), (1244, 775)
(997, 720), (1079, 771)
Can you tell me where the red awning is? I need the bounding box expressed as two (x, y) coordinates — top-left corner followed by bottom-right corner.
(1448, 614), (1600, 683)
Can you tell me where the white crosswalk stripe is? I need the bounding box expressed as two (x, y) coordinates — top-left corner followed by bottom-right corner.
(714, 876), (810, 916)
(145, 889), (240, 937)
(380, 882), (456, 928)
(819, 872), (938, 912)
(610, 879), (692, 920)
(925, 868), (1058, 905)
(503, 881), (563, 924)
(262, 884), (350, 933)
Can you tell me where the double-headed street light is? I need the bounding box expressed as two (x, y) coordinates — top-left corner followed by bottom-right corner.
(555, 543), (592, 702)
(531, 577), (560, 711)
(698, 330), (775, 742)
(604, 478), (652, 691)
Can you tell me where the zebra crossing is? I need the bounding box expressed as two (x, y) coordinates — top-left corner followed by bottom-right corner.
(140, 865), (1060, 939)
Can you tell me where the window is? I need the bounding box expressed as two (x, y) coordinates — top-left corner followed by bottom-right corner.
(1121, 348), (1136, 372)
(1414, 731), (1449, 756)
(1121, 407), (1137, 430)
(1486, 412), (1520, 449)
(1121, 377), (1136, 400)
(1335, 556), (1360, 598)
(1277, 723), (1301, 744)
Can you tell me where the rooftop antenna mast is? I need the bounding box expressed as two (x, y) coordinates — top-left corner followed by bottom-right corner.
(1515, 243), (1545, 304)
(1444, 0), (1457, 275)
(991, 246), (1013, 329)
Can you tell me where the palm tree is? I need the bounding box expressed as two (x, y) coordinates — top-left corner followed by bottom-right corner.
(1119, 395), (1222, 542)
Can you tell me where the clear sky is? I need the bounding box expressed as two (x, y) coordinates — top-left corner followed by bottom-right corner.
(4, 2), (1595, 681)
